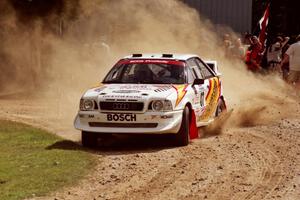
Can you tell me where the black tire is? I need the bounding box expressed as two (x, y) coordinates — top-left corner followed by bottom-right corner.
(81, 131), (98, 148)
(98, 133), (113, 140)
(174, 106), (190, 146)
(215, 98), (226, 117)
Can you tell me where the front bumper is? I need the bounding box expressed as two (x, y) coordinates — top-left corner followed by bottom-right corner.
(74, 110), (183, 134)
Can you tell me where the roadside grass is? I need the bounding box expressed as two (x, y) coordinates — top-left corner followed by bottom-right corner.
(0, 120), (95, 200)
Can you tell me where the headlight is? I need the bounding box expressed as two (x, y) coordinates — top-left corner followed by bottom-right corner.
(152, 100), (164, 111)
(80, 99), (95, 111)
(152, 100), (173, 112)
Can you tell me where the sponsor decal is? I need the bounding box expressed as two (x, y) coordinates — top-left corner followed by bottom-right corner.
(112, 90), (140, 93)
(118, 85), (152, 90)
(107, 113), (137, 122)
(79, 114), (95, 118)
(205, 79), (213, 101)
(173, 85), (189, 107)
(94, 86), (106, 92)
(103, 95), (141, 99)
(154, 86), (173, 93)
(199, 77), (220, 121)
(193, 95), (200, 104)
(118, 59), (185, 66)
(161, 114), (173, 119)
(200, 92), (205, 107)
(192, 86), (198, 95)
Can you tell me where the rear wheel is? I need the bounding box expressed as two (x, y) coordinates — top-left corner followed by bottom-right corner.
(174, 106), (190, 146)
(81, 131), (98, 148)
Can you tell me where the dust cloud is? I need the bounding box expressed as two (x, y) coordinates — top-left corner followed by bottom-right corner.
(0, 0), (298, 130)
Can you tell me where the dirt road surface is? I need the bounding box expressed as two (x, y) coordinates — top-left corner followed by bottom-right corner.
(0, 94), (299, 200)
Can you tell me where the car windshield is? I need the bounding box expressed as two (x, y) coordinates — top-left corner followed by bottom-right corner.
(103, 63), (186, 84)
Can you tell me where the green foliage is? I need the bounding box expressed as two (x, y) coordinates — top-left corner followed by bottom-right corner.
(0, 120), (94, 200)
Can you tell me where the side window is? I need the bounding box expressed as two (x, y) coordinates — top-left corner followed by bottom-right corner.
(186, 67), (195, 84)
(194, 58), (214, 79)
(186, 59), (204, 79)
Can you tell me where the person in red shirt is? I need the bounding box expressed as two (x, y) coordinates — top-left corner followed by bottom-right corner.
(245, 36), (263, 72)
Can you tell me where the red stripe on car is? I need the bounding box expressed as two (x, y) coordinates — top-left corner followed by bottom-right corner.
(117, 59), (185, 66)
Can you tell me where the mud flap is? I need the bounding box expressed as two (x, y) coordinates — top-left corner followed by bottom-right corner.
(189, 110), (199, 139)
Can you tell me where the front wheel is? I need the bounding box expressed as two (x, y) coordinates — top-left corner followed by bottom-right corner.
(174, 106), (190, 146)
(81, 131), (98, 148)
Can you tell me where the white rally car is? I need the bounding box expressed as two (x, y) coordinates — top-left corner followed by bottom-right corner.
(74, 54), (226, 147)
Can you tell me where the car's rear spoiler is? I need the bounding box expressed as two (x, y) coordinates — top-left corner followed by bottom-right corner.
(204, 60), (221, 76)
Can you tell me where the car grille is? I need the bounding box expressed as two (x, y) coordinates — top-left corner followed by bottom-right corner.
(89, 122), (158, 128)
(99, 102), (144, 111)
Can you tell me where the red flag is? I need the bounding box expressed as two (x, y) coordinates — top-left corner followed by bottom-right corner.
(258, 3), (270, 45)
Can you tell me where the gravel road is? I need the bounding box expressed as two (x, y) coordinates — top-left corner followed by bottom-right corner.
(0, 94), (299, 200)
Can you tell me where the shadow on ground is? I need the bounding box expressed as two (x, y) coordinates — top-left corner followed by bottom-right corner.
(46, 140), (84, 151)
(46, 134), (177, 155)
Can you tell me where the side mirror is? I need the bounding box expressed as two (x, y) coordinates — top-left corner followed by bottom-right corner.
(192, 78), (204, 86)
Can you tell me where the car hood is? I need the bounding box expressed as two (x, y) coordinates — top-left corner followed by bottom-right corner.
(83, 84), (177, 100)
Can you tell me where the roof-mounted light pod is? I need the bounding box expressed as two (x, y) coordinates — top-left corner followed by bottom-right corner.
(162, 54), (173, 58)
(132, 54), (143, 57)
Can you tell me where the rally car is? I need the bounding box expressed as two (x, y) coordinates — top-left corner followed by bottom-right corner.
(74, 54), (226, 147)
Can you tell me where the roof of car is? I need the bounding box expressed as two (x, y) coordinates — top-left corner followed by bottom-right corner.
(123, 54), (199, 61)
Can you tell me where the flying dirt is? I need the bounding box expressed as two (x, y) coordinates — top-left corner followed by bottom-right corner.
(0, 0), (299, 199)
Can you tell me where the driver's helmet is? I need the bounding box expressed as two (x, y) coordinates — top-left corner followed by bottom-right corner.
(170, 67), (183, 80)
(134, 64), (153, 82)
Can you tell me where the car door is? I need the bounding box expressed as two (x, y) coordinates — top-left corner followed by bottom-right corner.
(194, 57), (221, 122)
(186, 58), (207, 123)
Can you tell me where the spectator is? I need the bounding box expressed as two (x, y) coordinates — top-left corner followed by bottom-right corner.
(223, 33), (234, 57)
(281, 44), (290, 81)
(223, 34), (231, 45)
(232, 38), (246, 60)
(245, 36), (263, 72)
(281, 35), (300, 87)
(266, 36), (289, 72)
